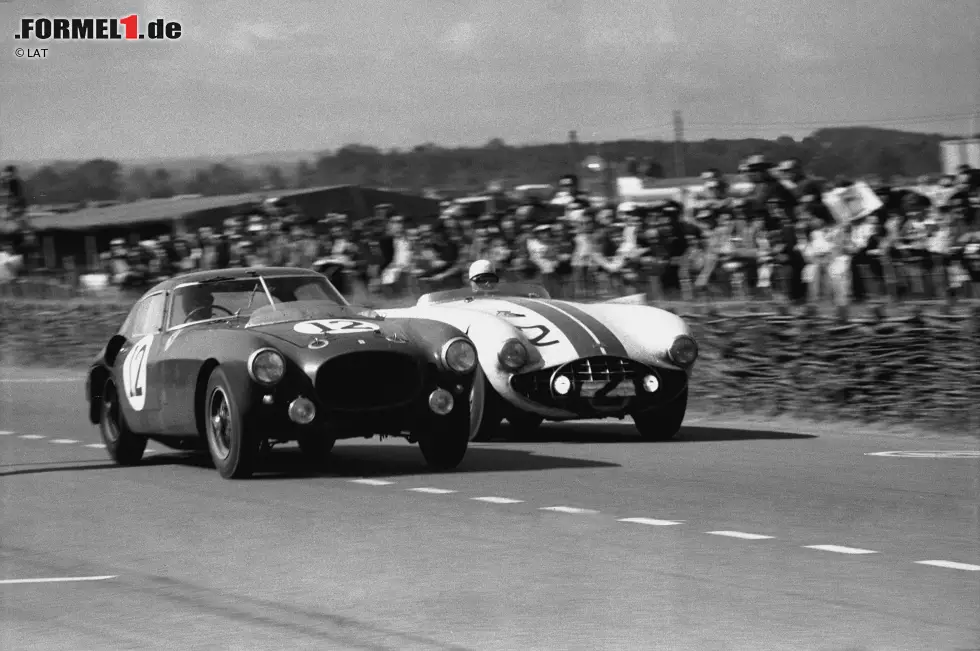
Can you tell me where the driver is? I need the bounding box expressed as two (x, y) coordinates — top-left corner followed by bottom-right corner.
(180, 284), (216, 322)
(468, 259), (500, 292)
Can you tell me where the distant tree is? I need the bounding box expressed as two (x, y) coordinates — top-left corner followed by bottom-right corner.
(262, 164), (287, 190)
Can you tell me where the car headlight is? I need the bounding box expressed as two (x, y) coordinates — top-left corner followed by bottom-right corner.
(248, 348), (285, 386)
(442, 338), (477, 374)
(498, 339), (528, 371)
(668, 335), (698, 367)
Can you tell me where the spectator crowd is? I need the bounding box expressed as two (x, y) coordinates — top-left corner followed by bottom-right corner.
(3, 157), (980, 306)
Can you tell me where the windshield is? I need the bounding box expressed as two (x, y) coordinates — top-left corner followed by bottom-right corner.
(168, 274), (346, 328)
(418, 282), (551, 306)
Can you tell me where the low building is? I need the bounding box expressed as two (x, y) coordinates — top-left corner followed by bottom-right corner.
(19, 184), (439, 272)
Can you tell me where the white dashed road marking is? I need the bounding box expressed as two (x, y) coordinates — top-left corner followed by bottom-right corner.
(706, 531), (775, 540)
(914, 560), (980, 571)
(804, 545), (878, 555)
(0, 575), (118, 585)
(541, 506), (599, 514)
(618, 517), (683, 526)
(0, 378), (80, 384)
(5, 432), (973, 574)
(866, 450), (980, 459)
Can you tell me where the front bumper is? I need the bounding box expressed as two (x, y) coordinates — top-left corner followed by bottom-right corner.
(509, 356), (688, 419)
(248, 362), (472, 438)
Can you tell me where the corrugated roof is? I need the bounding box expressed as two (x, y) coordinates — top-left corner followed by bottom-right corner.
(28, 185), (354, 232)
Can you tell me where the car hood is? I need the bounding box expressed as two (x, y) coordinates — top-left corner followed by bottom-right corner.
(435, 295), (691, 368)
(245, 301), (430, 356)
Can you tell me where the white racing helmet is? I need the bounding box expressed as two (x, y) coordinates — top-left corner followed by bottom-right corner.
(468, 259), (498, 284)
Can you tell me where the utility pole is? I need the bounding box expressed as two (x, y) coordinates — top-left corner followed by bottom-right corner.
(672, 110), (686, 178)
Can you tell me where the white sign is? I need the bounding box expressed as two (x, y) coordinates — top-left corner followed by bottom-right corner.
(293, 319), (380, 335)
(824, 181), (884, 223)
(865, 451), (980, 459)
(122, 334), (153, 411)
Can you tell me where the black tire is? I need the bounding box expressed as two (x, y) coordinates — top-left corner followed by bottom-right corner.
(99, 379), (147, 466)
(506, 411), (544, 435)
(298, 435), (335, 462)
(416, 400), (471, 471)
(471, 377), (504, 442)
(633, 387), (688, 441)
(204, 368), (260, 479)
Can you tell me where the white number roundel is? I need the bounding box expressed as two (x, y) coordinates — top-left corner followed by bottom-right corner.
(293, 319), (380, 335)
(122, 335), (153, 411)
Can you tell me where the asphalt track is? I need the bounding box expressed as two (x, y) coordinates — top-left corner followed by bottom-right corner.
(1, 370), (978, 651)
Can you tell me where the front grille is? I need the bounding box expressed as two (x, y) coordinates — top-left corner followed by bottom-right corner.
(316, 351), (422, 411)
(511, 356), (688, 416)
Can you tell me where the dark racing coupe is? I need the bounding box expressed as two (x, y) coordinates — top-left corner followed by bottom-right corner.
(85, 267), (480, 479)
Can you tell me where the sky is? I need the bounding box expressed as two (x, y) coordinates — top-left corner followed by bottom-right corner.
(1, 0), (979, 161)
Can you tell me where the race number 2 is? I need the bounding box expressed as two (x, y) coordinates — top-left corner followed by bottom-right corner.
(518, 325), (559, 347)
(122, 335), (153, 411)
(293, 319), (380, 335)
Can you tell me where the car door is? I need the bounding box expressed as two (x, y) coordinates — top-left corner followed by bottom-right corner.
(117, 291), (166, 433)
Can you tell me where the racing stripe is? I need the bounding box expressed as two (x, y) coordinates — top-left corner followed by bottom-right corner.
(523, 298), (630, 358)
(503, 296), (600, 358)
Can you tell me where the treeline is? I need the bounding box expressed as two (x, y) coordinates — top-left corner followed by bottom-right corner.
(20, 127), (962, 207)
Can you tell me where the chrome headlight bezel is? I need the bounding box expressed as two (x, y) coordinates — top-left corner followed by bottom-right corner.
(441, 337), (477, 374)
(247, 348), (286, 386)
(667, 335), (699, 367)
(497, 338), (528, 371)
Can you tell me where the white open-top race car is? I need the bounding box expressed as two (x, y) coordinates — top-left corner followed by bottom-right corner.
(381, 262), (699, 441)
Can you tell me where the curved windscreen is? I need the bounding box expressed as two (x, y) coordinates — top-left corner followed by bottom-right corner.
(417, 282), (551, 306)
(168, 274), (347, 328)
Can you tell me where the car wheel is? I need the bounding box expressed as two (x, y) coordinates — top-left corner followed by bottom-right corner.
(99, 379), (147, 466)
(506, 411), (544, 435)
(298, 435), (335, 462)
(470, 376), (503, 442)
(205, 368), (260, 479)
(633, 387), (688, 441)
(417, 398), (470, 471)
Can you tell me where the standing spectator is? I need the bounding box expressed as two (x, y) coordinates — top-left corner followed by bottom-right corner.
(3, 166), (29, 227)
(0, 238), (24, 285)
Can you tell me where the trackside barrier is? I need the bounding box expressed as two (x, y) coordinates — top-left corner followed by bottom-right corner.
(1, 297), (977, 434)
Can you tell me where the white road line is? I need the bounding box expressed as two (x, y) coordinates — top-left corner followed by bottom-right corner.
(49, 439), (79, 445)
(348, 479), (394, 486)
(0, 575), (118, 585)
(19, 434), (45, 440)
(0, 430), (14, 436)
(618, 517), (683, 526)
(706, 531), (774, 540)
(472, 497), (524, 504)
(541, 506), (599, 515)
(85, 443), (106, 449)
(915, 560), (980, 571)
(0, 378), (81, 384)
(407, 488), (456, 494)
(804, 545), (878, 555)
